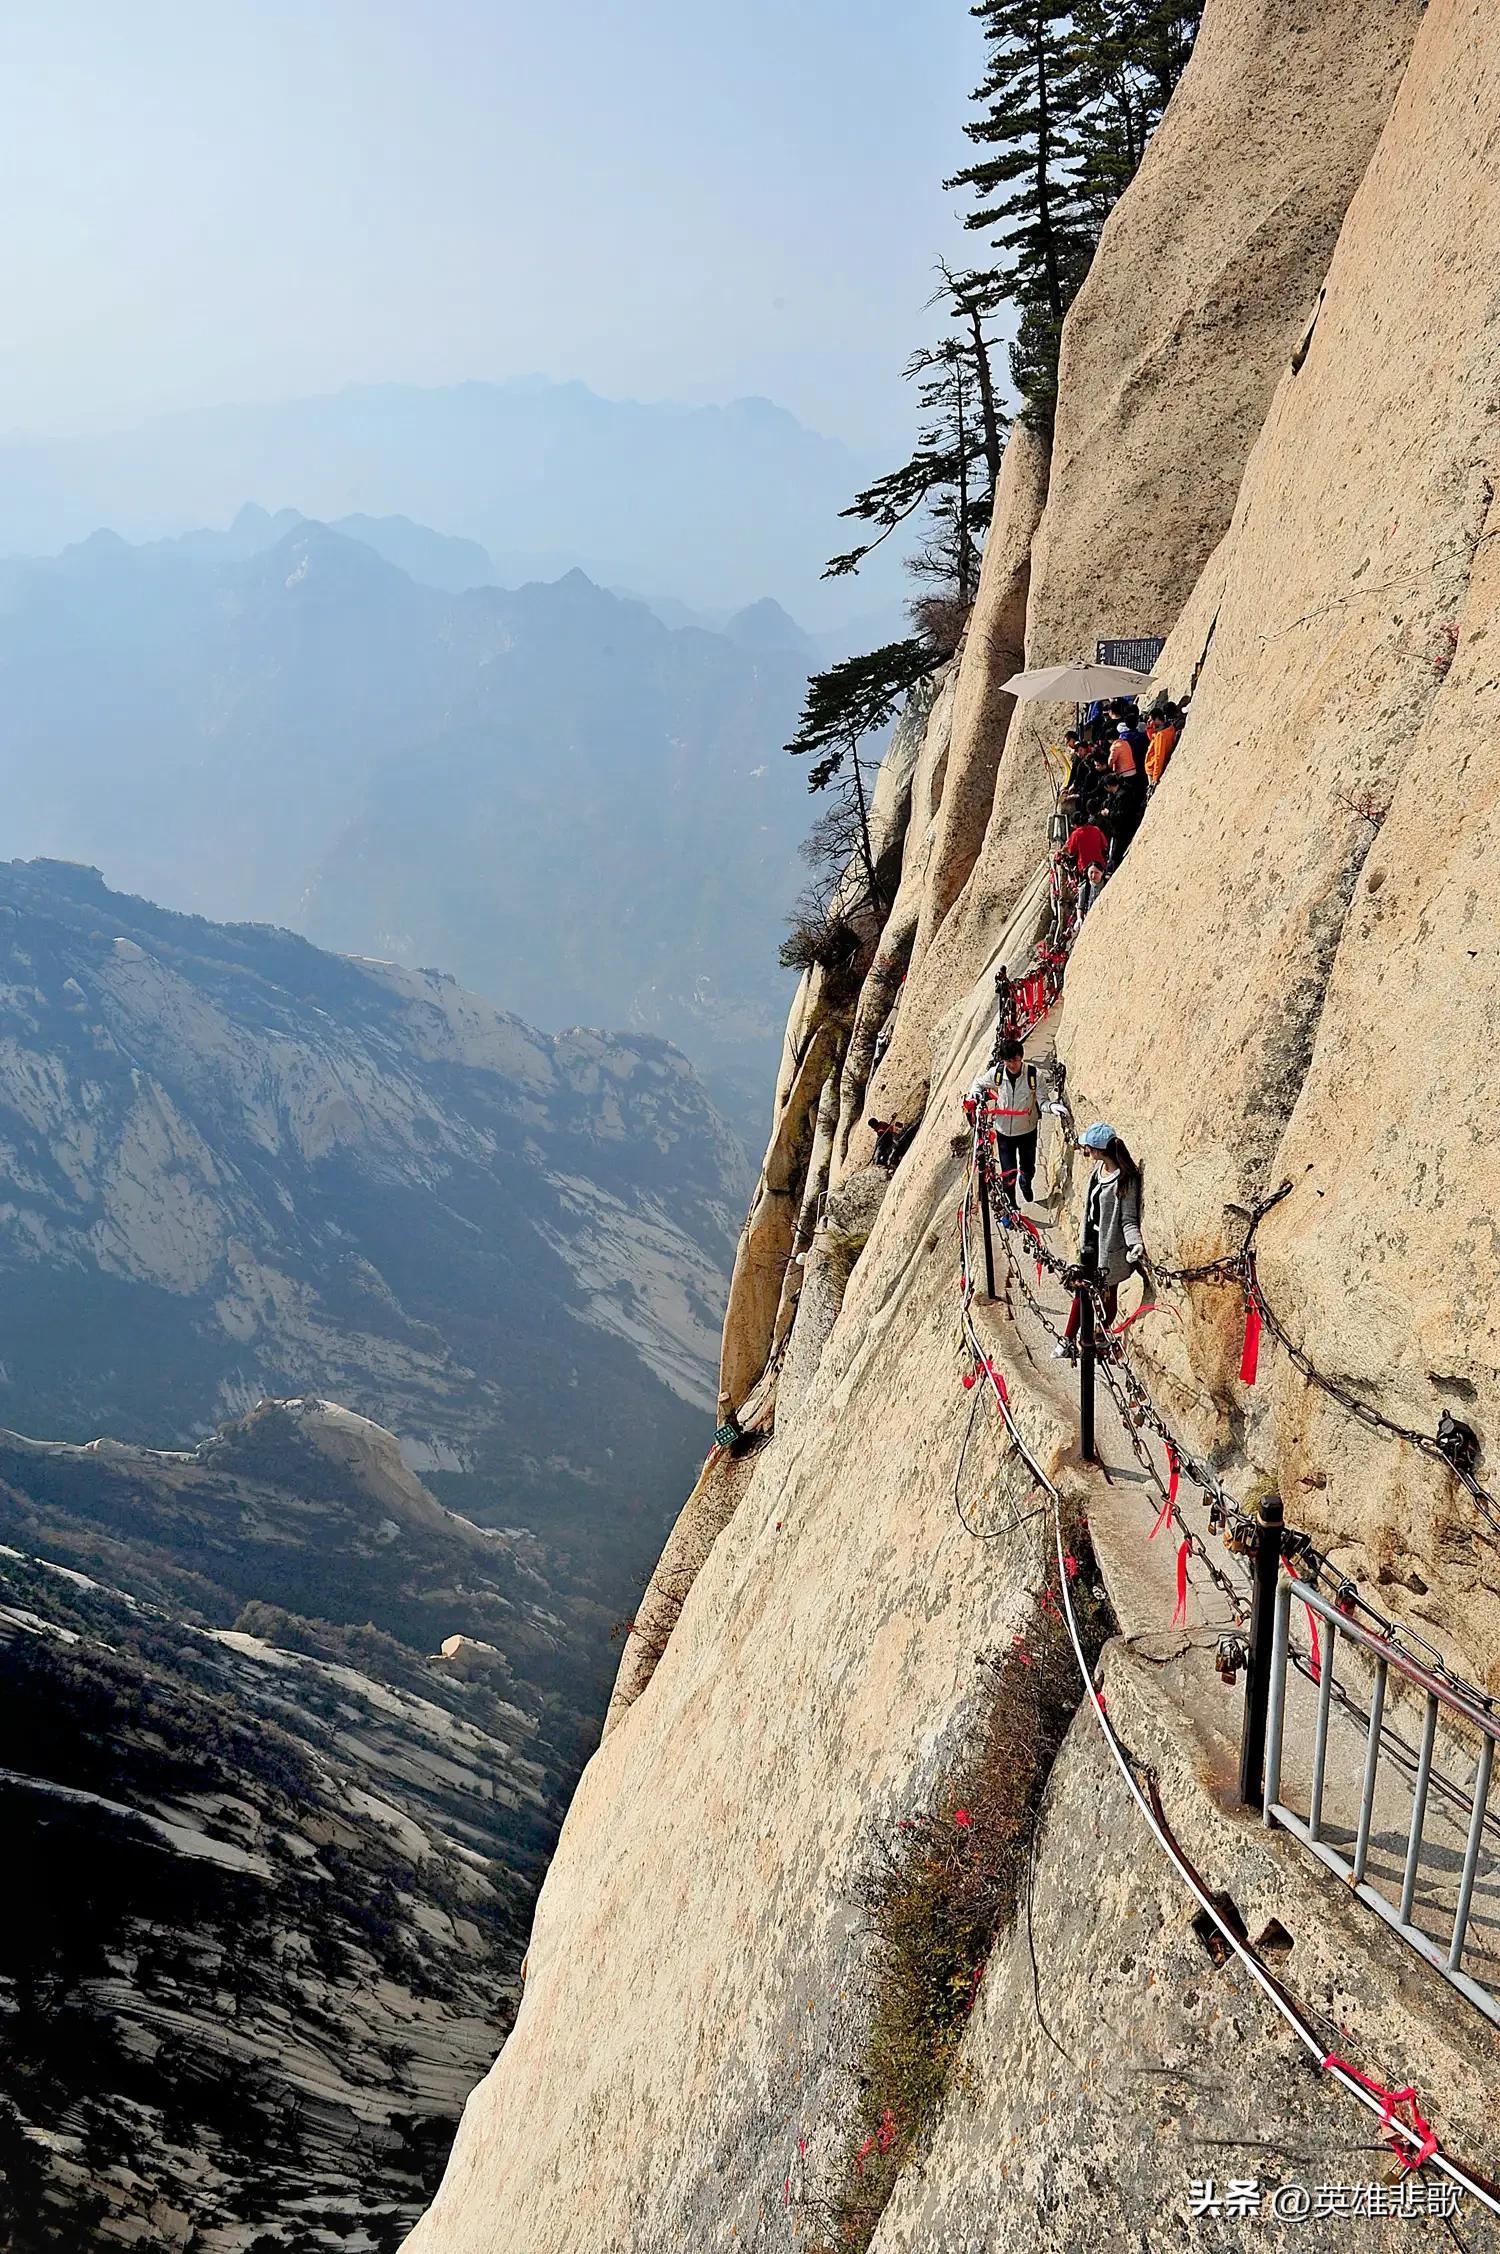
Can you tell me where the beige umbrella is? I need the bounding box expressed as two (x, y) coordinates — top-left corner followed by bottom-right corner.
(1000, 661), (1152, 701)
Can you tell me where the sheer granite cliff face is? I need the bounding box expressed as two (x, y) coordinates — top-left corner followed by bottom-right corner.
(867, 0), (1423, 1134)
(1062, 0), (1500, 1677)
(403, 6), (1500, 2250)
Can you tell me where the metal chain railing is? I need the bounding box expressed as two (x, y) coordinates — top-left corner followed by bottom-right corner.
(966, 1119), (1499, 1728)
(976, 832), (1495, 1546)
(953, 1140), (1500, 2211)
(1152, 1183), (1499, 1539)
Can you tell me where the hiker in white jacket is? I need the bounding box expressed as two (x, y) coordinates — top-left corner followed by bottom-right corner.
(987, 1038), (1042, 1203)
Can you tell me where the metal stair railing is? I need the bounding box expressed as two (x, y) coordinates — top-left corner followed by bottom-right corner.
(1264, 1576), (1500, 2029)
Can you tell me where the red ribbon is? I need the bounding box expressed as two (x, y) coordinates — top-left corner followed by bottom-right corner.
(1172, 1538), (1190, 1625)
(1109, 1300), (1172, 1335)
(1150, 1446), (1181, 1540)
(1014, 1211), (1046, 1284)
(1239, 1295), (1262, 1385)
(1320, 2056), (1439, 2170)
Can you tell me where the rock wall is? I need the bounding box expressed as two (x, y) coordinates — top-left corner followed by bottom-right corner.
(869, 0), (1423, 1128)
(1025, 0), (1427, 666)
(402, 6), (1500, 2250)
(717, 681), (939, 1416)
(1062, 0), (1500, 1673)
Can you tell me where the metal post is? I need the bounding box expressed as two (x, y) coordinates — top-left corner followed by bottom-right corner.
(1078, 1282), (1097, 1464)
(1351, 1659), (1388, 1886)
(1263, 1577), (1292, 1823)
(1308, 1619), (1338, 1842)
(1449, 1734), (1495, 1973)
(1399, 1692), (1440, 1926)
(976, 1137), (997, 1303)
(1238, 1493), (1285, 1809)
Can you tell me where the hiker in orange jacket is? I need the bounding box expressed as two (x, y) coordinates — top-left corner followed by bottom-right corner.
(1145, 714), (1178, 787)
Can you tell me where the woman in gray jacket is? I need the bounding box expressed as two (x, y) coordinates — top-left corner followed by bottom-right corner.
(1057, 1121), (1147, 1356)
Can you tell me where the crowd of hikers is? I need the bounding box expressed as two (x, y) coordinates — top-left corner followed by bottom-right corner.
(961, 688), (1178, 1354)
(865, 686), (1179, 1327)
(1054, 689), (1186, 914)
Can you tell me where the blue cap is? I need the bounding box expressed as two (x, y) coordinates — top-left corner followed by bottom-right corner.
(1080, 1121), (1116, 1150)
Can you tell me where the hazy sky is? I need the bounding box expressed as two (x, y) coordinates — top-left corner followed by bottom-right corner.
(1, 0), (985, 451)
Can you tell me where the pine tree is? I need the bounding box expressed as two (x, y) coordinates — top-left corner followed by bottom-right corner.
(1067, 1), (1201, 224)
(784, 641), (936, 907)
(948, 0), (1202, 427)
(823, 291), (1004, 627)
(1130, 0), (1201, 115)
(935, 259), (1007, 505)
(947, 0), (1088, 427)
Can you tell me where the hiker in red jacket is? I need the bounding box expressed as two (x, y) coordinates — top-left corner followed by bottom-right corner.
(1059, 815), (1109, 875)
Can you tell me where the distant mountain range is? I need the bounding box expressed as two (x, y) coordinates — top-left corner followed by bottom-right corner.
(159, 500), (497, 591)
(0, 520), (823, 1115)
(0, 377), (904, 626)
(0, 858), (748, 1596)
(0, 1396), (593, 2247)
(0, 833), (751, 2248)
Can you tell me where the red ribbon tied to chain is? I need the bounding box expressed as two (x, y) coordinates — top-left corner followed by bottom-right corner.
(1110, 1300), (1171, 1336)
(1239, 1294), (1262, 1385)
(1172, 1537), (1191, 1625)
(1321, 2056), (1439, 2170)
(1149, 1443), (1182, 1541)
